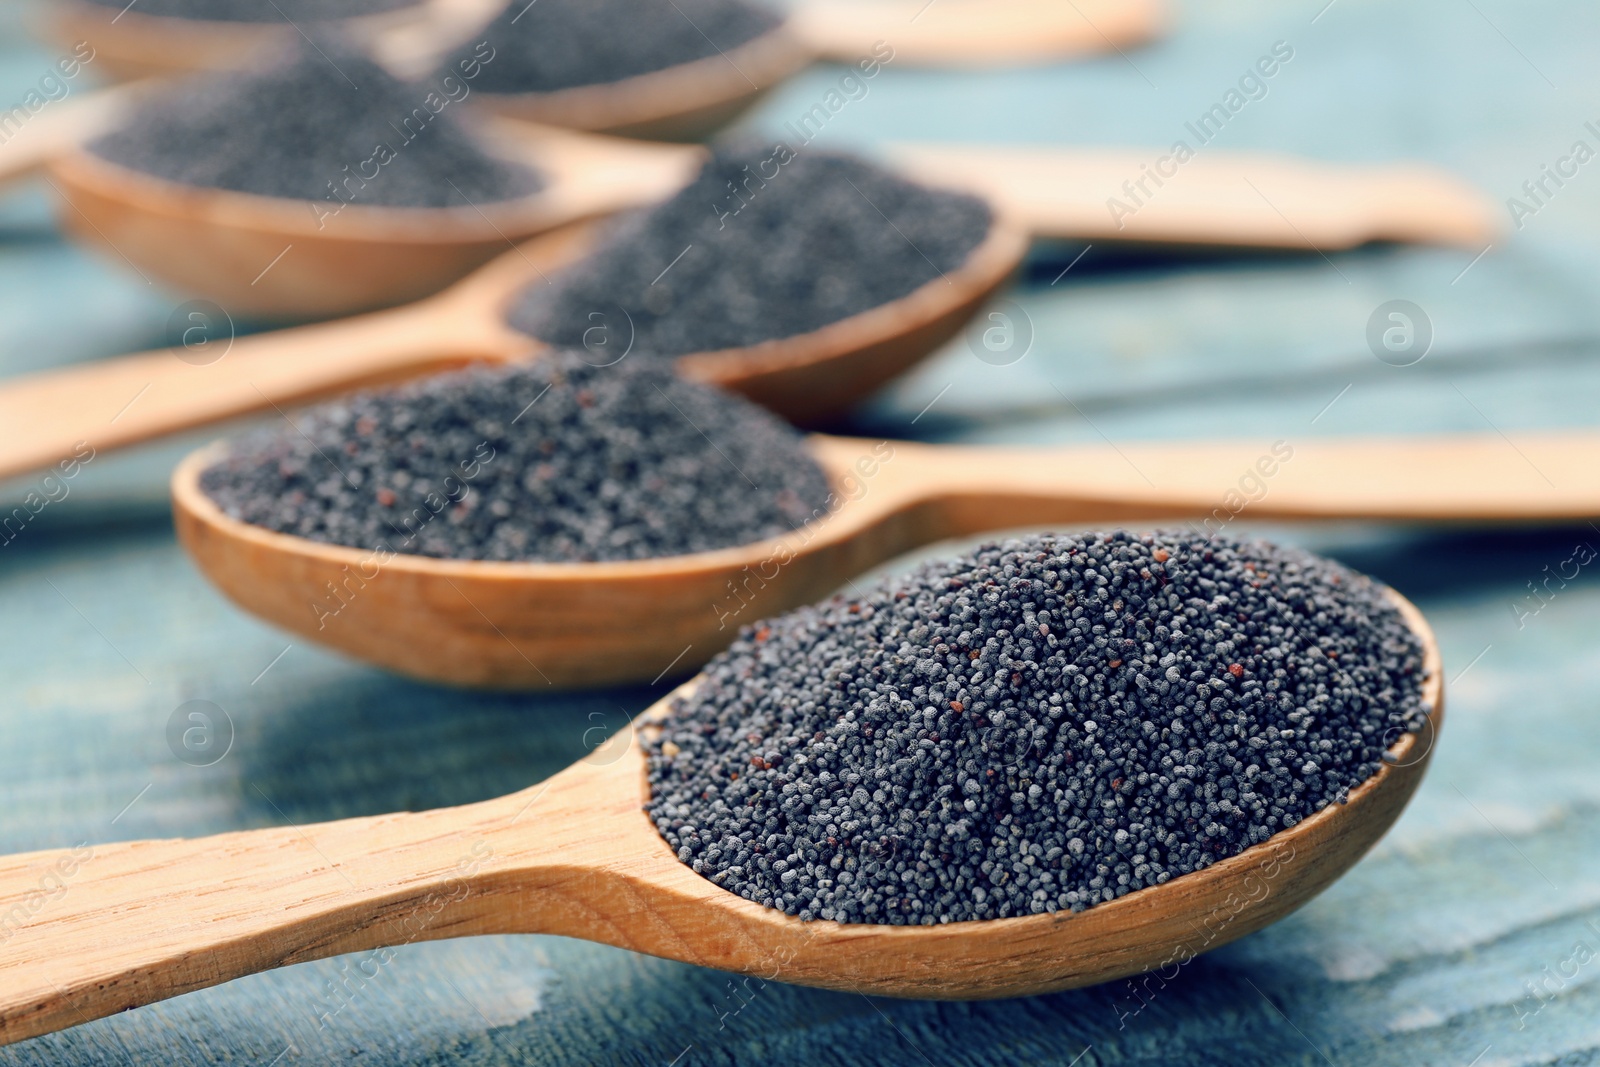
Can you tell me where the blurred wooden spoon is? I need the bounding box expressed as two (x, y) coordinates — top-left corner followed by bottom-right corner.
(36, 0), (1166, 93)
(26, 115), (1500, 321)
(40, 119), (702, 320)
(0, 203), (1028, 480)
(0, 598), (1441, 1045)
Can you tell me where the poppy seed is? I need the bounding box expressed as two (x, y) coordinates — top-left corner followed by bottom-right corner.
(79, 0), (415, 20)
(444, 0), (783, 94)
(88, 40), (542, 208)
(199, 353), (832, 562)
(504, 144), (993, 358)
(646, 530), (1428, 924)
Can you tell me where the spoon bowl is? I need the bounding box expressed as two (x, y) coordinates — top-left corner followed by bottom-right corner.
(45, 122), (705, 320)
(470, 25), (815, 141)
(172, 429), (1600, 689)
(37, 0), (1166, 95)
(39, 0), (436, 81)
(0, 601), (1441, 1045)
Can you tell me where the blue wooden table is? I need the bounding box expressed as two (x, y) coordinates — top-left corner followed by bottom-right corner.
(3, 0), (1599, 1062)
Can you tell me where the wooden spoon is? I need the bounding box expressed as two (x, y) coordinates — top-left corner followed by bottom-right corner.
(173, 429), (1597, 689)
(36, 0), (1166, 97)
(463, 0), (1169, 139)
(0, 597), (1442, 1046)
(40, 120), (705, 320)
(0, 207), (1029, 481)
(467, 23), (816, 142)
(32, 113), (1502, 322)
(789, 0), (1168, 68)
(36, 0), (490, 82)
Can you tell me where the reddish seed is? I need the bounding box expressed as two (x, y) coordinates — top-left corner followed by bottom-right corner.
(1229, 663), (1244, 677)
(950, 700), (964, 712)
(1153, 549), (1169, 562)
(376, 488), (396, 507)
(1109, 659), (1122, 669)
(755, 627), (771, 642)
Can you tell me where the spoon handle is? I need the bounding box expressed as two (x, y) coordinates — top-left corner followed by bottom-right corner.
(887, 144), (1502, 249)
(872, 432), (1600, 528)
(0, 302), (513, 485)
(789, 0), (1165, 66)
(0, 788), (550, 1046)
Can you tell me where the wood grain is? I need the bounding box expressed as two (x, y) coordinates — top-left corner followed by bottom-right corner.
(888, 144), (1505, 249)
(0, 595), (1441, 1046)
(0, 221), (595, 487)
(171, 431), (1596, 689)
(789, 0), (1167, 67)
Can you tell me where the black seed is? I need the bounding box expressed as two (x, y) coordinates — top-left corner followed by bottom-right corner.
(447, 0), (783, 94)
(645, 531), (1428, 923)
(199, 352), (832, 562)
(89, 39), (542, 208)
(505, 144), (993, 357)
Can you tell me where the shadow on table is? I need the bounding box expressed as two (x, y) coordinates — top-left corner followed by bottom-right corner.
(232, 670), (670, 826)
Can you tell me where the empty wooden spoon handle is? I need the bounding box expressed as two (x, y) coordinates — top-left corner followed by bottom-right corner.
(788, 0), (1166, 66)
(0, 788), (543, 1046)
(0, 87), (132, 191)
(843, 431), (1600, 530)
(886, 144), (1503, 249)
(0, 300), (515, 485)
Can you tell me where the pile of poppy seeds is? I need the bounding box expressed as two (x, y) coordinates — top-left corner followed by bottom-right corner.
(89, 42), (541, 208)
(506, 145), (993, 356)
(82, 0), (414, 19)
(450, 0), (783, 93)
(199, 354), (832, 563)
(646, 531), (1429, 924)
